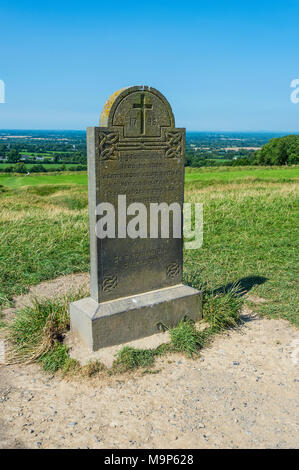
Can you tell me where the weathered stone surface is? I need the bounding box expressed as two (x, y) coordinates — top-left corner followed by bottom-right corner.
(70, 86), (202, 352)
(70, 284), (201, 350)
(88, 86), (185, 303)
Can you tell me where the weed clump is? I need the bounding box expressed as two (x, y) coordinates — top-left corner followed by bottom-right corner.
(81, 360), (106, 377)
(112, 346), (157, 373)
(7, 291), (85, 370)
(39, 343), (78, 373)
(170, 320), (208, 357)
(203, 289), (243, 333)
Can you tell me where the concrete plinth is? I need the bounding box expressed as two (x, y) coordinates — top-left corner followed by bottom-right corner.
(70, 284), (202, 351)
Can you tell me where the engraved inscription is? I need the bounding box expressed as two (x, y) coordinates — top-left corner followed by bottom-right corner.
(112, 89), (173, 138)
(99, 151), (182, 201)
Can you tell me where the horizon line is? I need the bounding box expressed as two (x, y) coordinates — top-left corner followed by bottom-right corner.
(0, 129), (298, 134)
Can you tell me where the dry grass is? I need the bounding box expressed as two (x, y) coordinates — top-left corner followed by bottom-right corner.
(6, 289), (87, 365)
(186, 181), (298, 201)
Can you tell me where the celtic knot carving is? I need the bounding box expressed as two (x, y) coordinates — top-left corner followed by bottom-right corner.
(99, 132), (119, 161)
(102, 275), (118, 292)
(165, 131), (183, 158)
(167, 263), (180, 278)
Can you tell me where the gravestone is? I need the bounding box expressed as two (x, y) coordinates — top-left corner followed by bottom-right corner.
(70, 86), (202, 351)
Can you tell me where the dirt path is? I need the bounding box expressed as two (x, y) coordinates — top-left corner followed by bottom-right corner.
(0, 275), (298, 449)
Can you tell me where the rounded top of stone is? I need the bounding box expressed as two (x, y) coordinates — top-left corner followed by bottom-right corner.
(99, 86), (175, 131)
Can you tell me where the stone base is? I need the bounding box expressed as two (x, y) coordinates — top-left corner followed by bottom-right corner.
(70, 284), (202, 351)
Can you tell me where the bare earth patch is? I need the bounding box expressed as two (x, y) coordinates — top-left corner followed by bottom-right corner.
(1, 273), (90, 319)
(0, 276), (298, 449)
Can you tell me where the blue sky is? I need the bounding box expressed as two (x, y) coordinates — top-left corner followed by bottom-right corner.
(0, 0), (298, 131)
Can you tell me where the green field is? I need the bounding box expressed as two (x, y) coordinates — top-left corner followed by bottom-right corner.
(0, 171), (87, 188)
(185, 165), (299, 183)
(0, 166), (298, 328)
(0, 166), (298, 189)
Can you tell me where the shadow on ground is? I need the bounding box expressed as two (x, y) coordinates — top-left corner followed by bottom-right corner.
(210, 275), (268, 298)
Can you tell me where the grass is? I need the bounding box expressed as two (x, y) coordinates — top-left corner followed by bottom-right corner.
(112, 346), (158, 372)
(0, 172), (87, 188)
(7, 288), (243, 375)
(1, 165), (298, 374)
(1, 166), (297, 324)
(170, 320), (207, 357)
(0, 185), (89, 306)
(185, 164), (299, 180)
(184, 179), (299, 326)
(39, 343), (76, 373)
(7, 291), (86, 366)
(203, 289), (242, 332)
(0, 314), (5, 328)
(0, 165), (298, 189)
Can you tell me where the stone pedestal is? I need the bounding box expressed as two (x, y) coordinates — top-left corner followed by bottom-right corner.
(70, 284), (201, 351)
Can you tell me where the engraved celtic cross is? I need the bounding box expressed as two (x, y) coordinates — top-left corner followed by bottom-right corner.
(133, 93), (153, 135)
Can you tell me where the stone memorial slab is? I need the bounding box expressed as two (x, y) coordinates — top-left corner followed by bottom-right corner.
(70, 86), (202, 351)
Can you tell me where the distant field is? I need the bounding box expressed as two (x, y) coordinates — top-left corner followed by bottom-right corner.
(0, 165), (298, 328)
(0, 166), (298, 189)
(0, 172), (87, 187)
(0, 163), (83, 170)
(185, 165), (299, 184)
(19, 151), (73, 156)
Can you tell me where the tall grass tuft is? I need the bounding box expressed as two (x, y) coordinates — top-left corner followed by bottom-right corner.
(112, 346), (158, 373)
(170, 320), (208, 357)
(39, 343), (78, 373)
(203, 287), (243, 333)
(7, 290), (85, 367)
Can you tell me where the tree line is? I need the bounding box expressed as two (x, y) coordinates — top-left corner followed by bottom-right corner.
(186, 135), (299, 167)
(2, 163), (87, 173)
